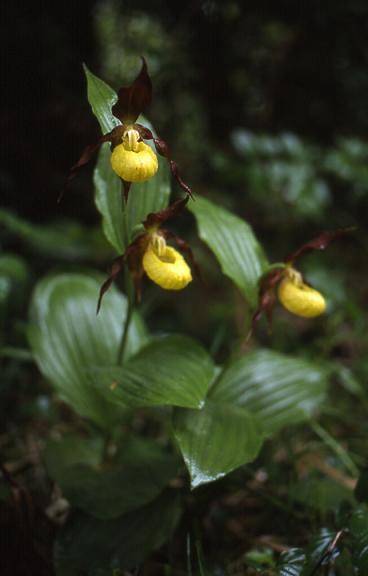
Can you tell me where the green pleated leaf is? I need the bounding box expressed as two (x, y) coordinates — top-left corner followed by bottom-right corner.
(125, 156), (171, 240)
(85, 66), (171, 253)
(92, 335), (215, 409)
(44, 434), (104, 479)
(211, 349), (329, 434)
(303, 528), (341, 573)
(277, 548), (306, 576)
(84, 65), (124, 254)
(54, 488), (182, 575)
(45, 435), (179, 519)
(173, 401), (263, 489)
(93, 144), (125, 253)
(28, 274), (147, 429)
(189, 196), (268, 308)
(173, 348), (328, 488)
(84, 64), (120, 134)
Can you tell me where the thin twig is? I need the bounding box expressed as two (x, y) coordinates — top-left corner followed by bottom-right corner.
(310, 420), (359, 477)
(310, 530), (345, 576)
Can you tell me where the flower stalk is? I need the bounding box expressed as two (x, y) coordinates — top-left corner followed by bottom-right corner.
(117, 272), (135, 365)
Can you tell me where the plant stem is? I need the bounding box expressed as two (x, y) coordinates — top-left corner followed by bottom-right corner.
(117, 273), (134, 365)
(311, 420), (359, 477)
(116, 184), (134, 365)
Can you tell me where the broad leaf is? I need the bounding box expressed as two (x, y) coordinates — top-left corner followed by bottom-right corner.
(125, 158), (171, 240)
(211, 349), (329, 434)
(173, 349), (328, 488)
(45, 435), (179, 519)
(189, 196), (268, 308)
(85, 65), (125, 253)
(94, 145), (125, 253)
(84, 64), (120, 134)
(92, 335), (215, 409)
(28, 274), (147, 429)
(54, 488), (182, 575)
(85, 66), (171, 253)
(44, 434), (104, 479)
(173, 400), (263, 488)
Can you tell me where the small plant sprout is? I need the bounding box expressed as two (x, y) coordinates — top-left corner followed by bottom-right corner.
(251, 228), (353, 332)
(97, 197), (196, 311)
(65, 58), (193, 201)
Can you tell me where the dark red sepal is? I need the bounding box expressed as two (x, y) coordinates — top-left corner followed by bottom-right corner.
(143, 196), (189, 229)
(97, 234), (150, 312)
(60, 125), (124, 203)
(285, 228), (355, 263)
(112, 58), (152, 124)
(124, 234), (150, 301)
(97, 255), (125, 314)
(249, 268), (285, 337)
(136, 124), (194, 199)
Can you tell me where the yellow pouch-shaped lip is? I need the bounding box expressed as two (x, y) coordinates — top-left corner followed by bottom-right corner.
(110, 141), (158, 182)
(142, 245), (192, 290)
(278, 277), (326, 318)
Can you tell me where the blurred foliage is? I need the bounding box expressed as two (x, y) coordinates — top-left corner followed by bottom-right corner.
(3, 0), (368, 574)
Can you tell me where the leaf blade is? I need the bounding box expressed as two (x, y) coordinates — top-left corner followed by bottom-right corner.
(173, 401), (263, 489)
(92, 335), (215, 409)
(54, 489), (182, 575)
(45, 435), (179, 519)
(84, 64), (120, 134)
(211, 349), (329, 434)
(28, 273), (147, 429)
(189, 196), (268, 308)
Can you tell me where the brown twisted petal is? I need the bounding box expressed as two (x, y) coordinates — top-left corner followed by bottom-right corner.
(60, 125), (124, 202)
(135, 124), (194, 199)
(112, 57), (152, 124)
(143, 196), (189, 229)
(285, 228), (354, 263)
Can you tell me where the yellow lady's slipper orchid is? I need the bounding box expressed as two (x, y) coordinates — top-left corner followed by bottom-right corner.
(97, 198), (194, 311)
(142, 236), (192, 290)
(110, 128), (158, 182)
(66, 59), (193, 202)
(277, 268), (326, 318)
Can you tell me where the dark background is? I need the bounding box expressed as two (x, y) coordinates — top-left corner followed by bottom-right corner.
(3, 0), (368, 352)
(3, 0), (368, 222)
(2, 3), (368, 574)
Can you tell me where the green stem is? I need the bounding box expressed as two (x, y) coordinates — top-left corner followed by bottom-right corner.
(117, 273), (134, 365)
(116, 184), (134, 365)
(311, 420), (359, 477)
